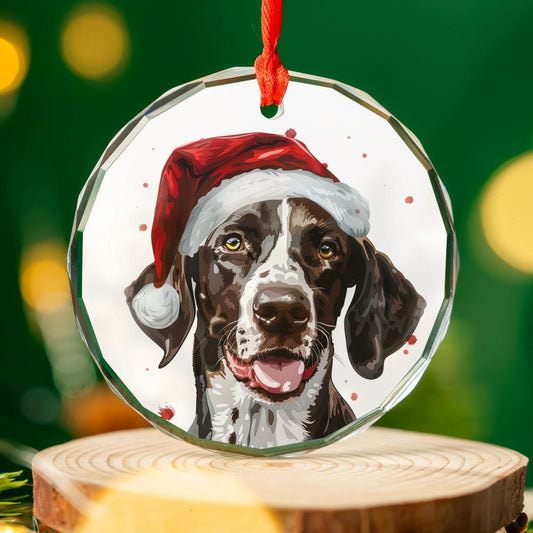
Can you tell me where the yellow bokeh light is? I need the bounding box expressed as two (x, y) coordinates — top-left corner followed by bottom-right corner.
(78, 470), (282, 533)
(61, 4), (129, 79)
(0, 526), (33, 533)
(480, 152), (533, 273)
(20, 242), (71, 314)
(0, 39), (20, 88)
(0, 21), (29, 94)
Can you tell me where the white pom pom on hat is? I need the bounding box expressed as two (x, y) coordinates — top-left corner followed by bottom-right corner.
(132, 282), (180, 329)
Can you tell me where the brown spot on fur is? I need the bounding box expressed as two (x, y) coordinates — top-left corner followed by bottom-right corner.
(229, 432), (236, 444)
(268, 409), (274, 425)
(259, 271), (269, 278)
(231, 408), (239, 423)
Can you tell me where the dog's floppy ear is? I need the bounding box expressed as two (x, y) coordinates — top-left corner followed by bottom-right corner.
(345, 239), (426, 380)
(125, 253), (196, 368)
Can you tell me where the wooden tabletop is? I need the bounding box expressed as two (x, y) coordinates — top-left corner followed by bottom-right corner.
(32, 427), (528, 533)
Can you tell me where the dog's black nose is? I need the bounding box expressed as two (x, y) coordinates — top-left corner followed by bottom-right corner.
(253, 287), (310, 334)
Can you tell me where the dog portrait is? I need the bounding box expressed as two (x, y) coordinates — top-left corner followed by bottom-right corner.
(125, 132), (426, 449)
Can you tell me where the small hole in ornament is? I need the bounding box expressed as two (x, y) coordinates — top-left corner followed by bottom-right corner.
(260, 103), (284, 120)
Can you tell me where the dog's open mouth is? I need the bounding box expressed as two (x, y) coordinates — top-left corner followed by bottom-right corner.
(225, 347), (318, 395)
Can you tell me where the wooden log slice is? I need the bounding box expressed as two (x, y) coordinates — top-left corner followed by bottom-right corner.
(32, 427), (528, 533)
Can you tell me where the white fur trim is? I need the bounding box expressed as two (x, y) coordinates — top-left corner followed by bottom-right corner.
(178, 169), (370, 256)
(132, 283), (180, 329)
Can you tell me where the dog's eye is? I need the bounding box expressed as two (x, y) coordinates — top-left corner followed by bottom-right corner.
(318, 242), (336, 260)
(223, 234), (243, 252)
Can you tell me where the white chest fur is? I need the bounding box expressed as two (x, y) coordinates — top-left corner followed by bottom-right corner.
(205, 352), (329, 449)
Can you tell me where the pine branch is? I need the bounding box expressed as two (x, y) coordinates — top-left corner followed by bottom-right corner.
(0, 471), (31, 519)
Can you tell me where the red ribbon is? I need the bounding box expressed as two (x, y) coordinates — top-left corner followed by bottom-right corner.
(254, 0), (289, 107)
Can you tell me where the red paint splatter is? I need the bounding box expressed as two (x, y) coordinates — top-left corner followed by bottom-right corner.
(350, 393), (358, 401)
(362, 153), (367, 158)
(285, 128), (297, 138)
(407, 335), (417, 345)
(323, 162), (328, 168)
(403, 349), (409, 355)
(139, 224), (148, 231)
(143, 182), (149, 188)
(159, 406), (174, 420)
(405, 196), (414, 204)
(355, 209), (360, 214)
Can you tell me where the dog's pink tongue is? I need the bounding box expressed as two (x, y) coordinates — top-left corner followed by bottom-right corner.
(252, 357), (305, 395)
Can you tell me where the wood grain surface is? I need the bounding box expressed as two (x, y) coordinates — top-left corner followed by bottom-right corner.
(32, 427), (528, 533)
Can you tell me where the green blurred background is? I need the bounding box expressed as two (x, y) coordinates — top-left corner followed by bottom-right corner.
(0, 0), (531, 487)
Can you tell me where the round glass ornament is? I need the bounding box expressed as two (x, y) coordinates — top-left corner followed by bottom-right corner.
(68, 67), (457, 455)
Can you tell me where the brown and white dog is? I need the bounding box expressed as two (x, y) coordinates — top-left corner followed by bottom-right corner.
(126, 196), (425, 448)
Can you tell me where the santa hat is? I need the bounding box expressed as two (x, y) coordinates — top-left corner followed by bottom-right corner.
(132, 132), (370, 330)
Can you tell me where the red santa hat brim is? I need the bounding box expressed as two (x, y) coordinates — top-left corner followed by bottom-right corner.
(179, 168), (369, 256)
